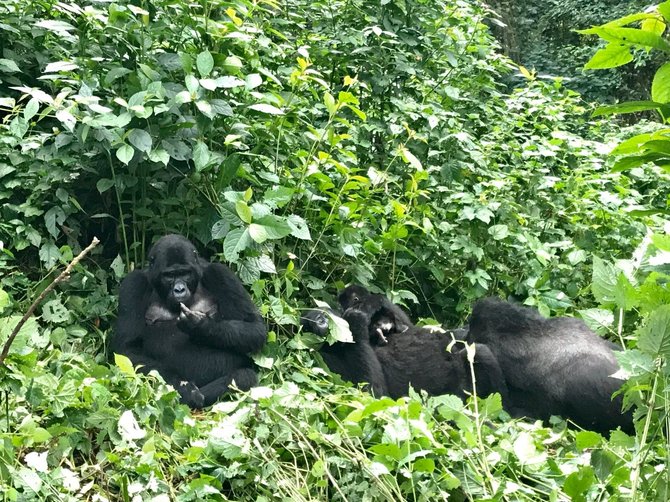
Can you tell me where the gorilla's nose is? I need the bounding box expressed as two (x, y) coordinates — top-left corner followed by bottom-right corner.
(173, 283), (187, 297)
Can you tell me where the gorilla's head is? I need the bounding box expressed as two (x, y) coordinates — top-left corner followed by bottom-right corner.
(147, 234), (203, 311)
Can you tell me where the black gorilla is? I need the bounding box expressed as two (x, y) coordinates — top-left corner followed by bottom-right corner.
(301, 307), (387, 396)
(363, 295), (507, 400)
(467, 297), (633, 433)
(339, 288), (509, 401)
(112, 234), (267, 408)
(338, 285), (413, 345)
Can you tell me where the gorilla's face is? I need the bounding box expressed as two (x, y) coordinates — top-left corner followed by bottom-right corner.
(147, 234), (203, 311)
(301, 309), (333, 338)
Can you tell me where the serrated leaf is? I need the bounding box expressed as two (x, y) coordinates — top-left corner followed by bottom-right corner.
(223, 227), (252, 262)
(287, 214), (311, 240)
(249, 103), (284, 115)
(578, 308), (614, 335)
(196, 50), (214, 77)
(128, 129), (152, 152)
(652, 62), (670, 103)
(211, 219), (231, 239)
(563, 466), (596, 499)
(488, 224), (508, 240)
(638, 304), (670, 357)
(116, 144), (134, 165)
(592, 256), (618, 304)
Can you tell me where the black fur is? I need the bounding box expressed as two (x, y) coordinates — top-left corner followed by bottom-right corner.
(338, 285), (413, 345)
(301, 307), (387, 396)
(112, 234), (267, 408)
(341, 291), (509, 401)
(467, 297), (632, 433)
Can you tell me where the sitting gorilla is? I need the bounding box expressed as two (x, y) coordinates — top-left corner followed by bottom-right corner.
(301, 307), (387, 397)
(112, 234), (267, 408)
(338, 285), (413, 345)
(467, 297), (633, 433)
(340, 289), (509, 401)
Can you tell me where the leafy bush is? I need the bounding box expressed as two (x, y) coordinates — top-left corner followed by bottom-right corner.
(0, 0), (668, 500)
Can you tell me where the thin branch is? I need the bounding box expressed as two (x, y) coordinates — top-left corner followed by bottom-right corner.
(0, 237), (100, 366)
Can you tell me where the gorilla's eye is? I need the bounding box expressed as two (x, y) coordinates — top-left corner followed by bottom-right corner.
(316, 315), (328, 327)
(352, 295), (359, 303)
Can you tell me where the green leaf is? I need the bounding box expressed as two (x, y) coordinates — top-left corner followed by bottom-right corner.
(249, 103), (284, 115)
(287, 214), (311, 240)
(399, 146), (422, 170)
(488, 224), (508, 240)
(578, 308), (614, 335)
(575, 431), (603, 451)
(218, 154), (241, 188)
(0, 58), (20, 73)
(23, 98), (39, 120)
(582, 26), (670, 53)
(196, 50), (214, 77)
(591, 256), (618, 304)
(0, 289), (9, 313)
(116, 144), (134, 165)
(249, 215), (292, 243)
(96, 178), (115, 193)
(563, 466), (596, 499)
(637, 305), (670, 357)
(128, 129), (152, 152)
(660, 2), (670, 23)
(223, 227), (252, 262)
(584, 43), (633, 70)
(193, 141), (210, 171)
(593, 101), (661, 117)
(235, 201), (253, 224)
(652, 62), (670, 103)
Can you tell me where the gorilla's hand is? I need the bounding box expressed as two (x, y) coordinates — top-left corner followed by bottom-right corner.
(178, 303), (207, 332)
(177, 380), (205, 408)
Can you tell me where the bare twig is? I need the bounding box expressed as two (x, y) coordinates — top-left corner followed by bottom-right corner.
(0, 237), (100, 366)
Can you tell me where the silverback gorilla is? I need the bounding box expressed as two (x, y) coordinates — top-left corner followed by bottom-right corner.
(301, 307), (387, 396)
(112, 234), (267, 408)
(467, 297), (633, 433)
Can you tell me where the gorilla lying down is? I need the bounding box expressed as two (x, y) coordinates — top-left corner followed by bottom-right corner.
(303, 287), (508, 402)
(112, 234), (267, 408)
(467, 297), (633, 434)
(301, 307), (387, 396)
(339, 287), (508, 401)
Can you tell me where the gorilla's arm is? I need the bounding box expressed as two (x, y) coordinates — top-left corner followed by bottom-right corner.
(179, 262), (267, 354)
(112, 271), (204, 405)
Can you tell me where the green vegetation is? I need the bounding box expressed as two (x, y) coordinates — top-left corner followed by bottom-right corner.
(0, 0), (668, 499)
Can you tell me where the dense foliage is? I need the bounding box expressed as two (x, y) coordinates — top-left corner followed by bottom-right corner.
(488, 0), (655, 103)
(0, 0), (668, 500)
